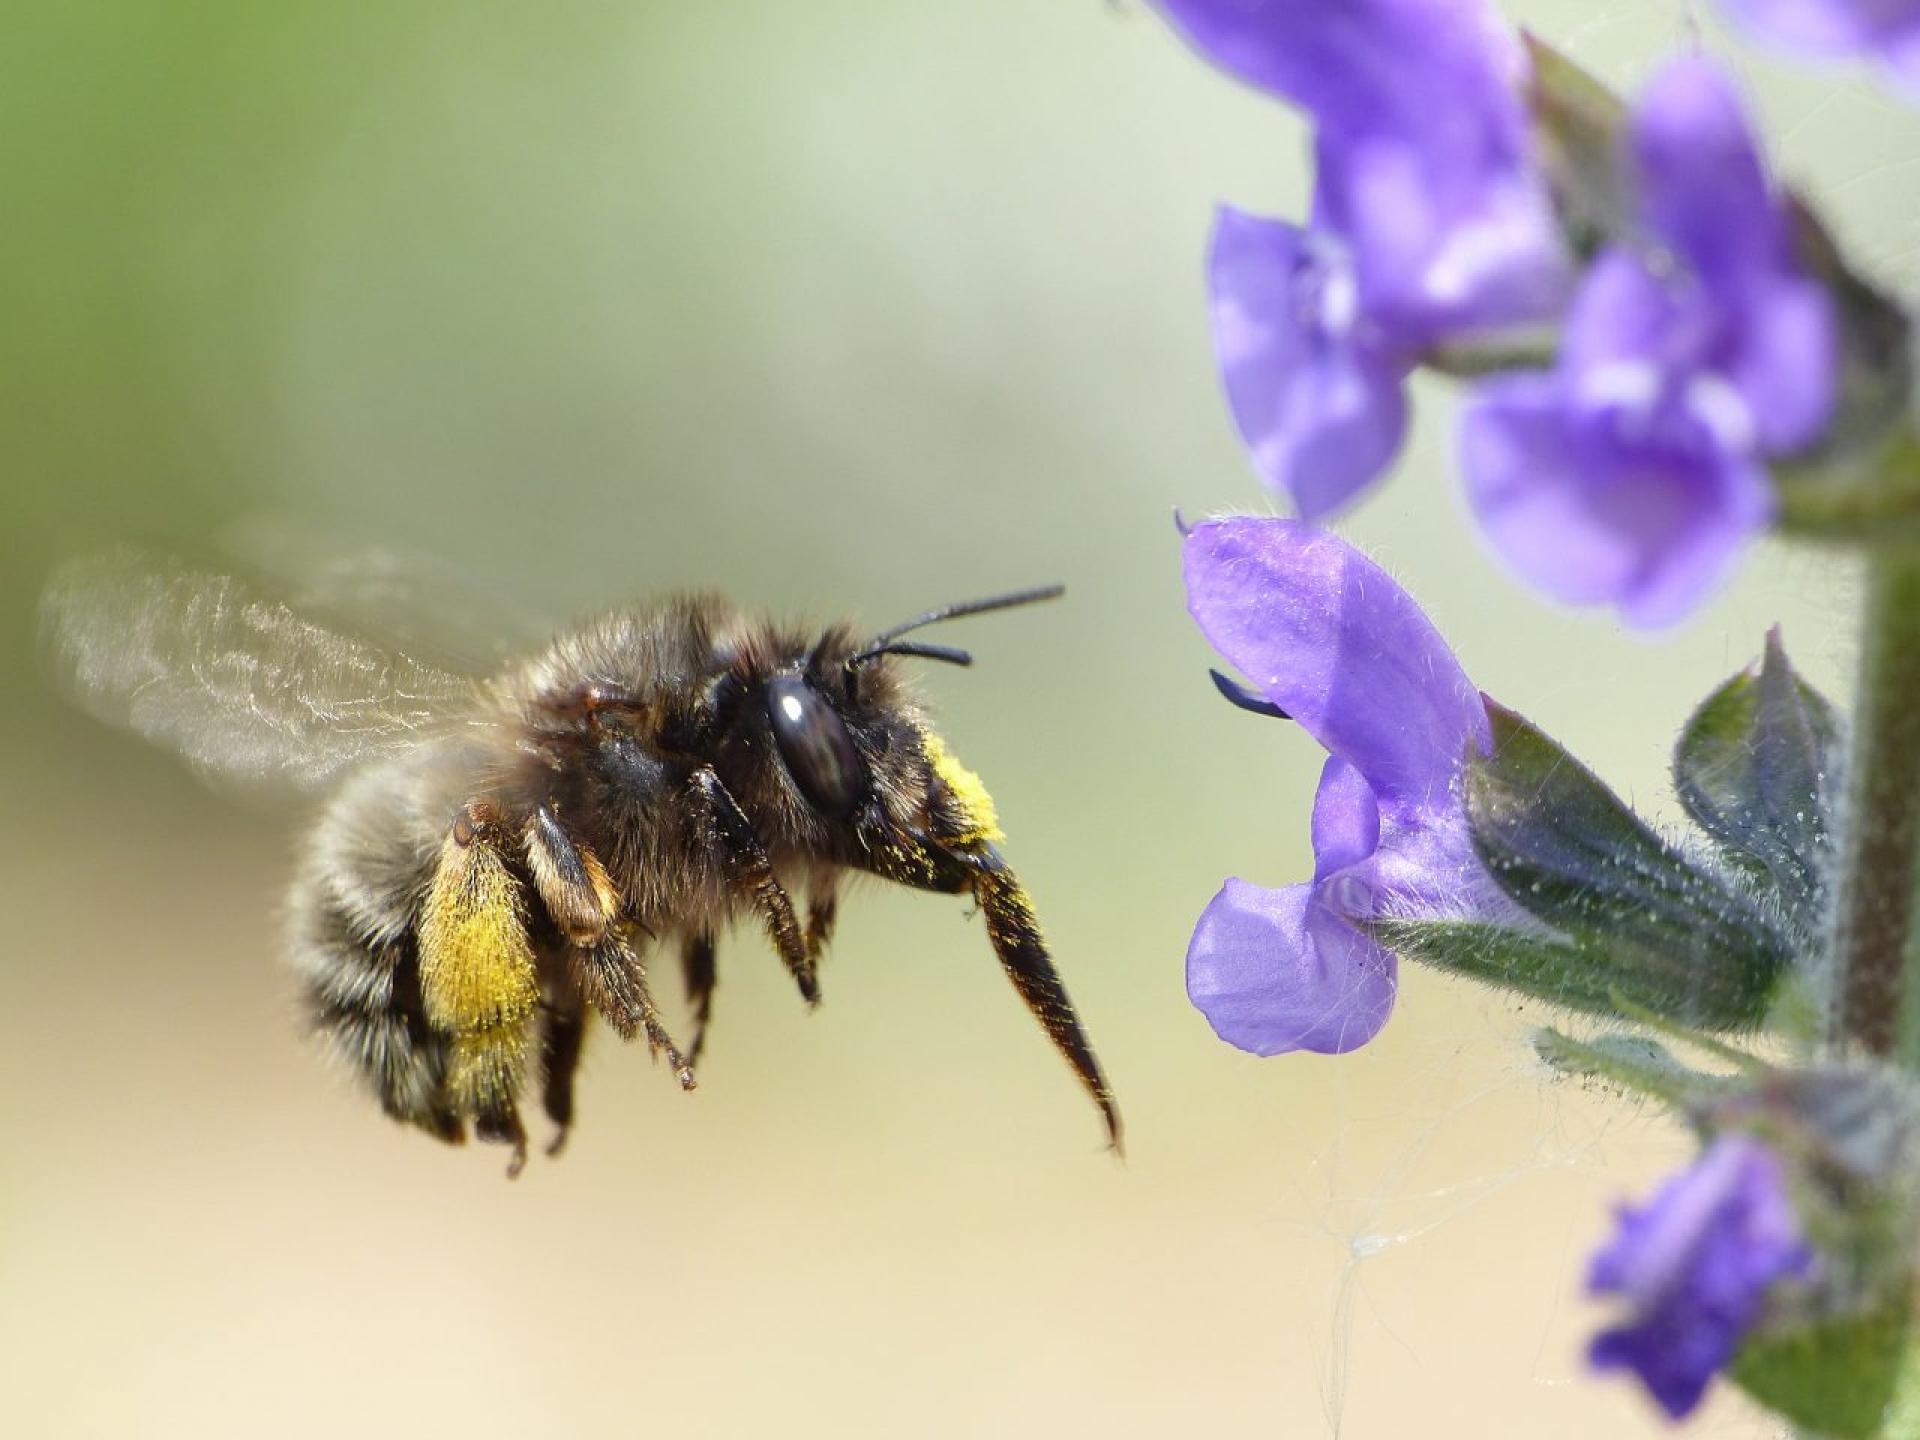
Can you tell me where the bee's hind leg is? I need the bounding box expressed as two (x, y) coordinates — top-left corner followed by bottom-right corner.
(419, 802), (543, 1177)
(474, 1100), (530, 1177)
(681, 931), (717, 1070)
(537, 997), (588, 1156)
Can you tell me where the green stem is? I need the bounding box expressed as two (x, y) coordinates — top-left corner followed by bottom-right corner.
(1832, 547), (1920, 1062)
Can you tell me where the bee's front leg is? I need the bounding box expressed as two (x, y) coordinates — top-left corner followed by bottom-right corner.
(675, 874), (831, 1075)
(688, 767), (817, 1006)
(967, 850), (1121, 1153)
(522, 805), (693, 1089)
(858, 743), (1123, 1154)
(805, 877), (839, 965)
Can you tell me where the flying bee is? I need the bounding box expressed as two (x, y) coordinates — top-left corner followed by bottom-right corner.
(43, 549), (1119, 1174)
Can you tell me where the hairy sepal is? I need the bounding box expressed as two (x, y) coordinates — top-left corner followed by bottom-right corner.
(1375, 914), (1770, 1032)
(1531, 1027), (1728, 1108)
(1732, 1297), (1908, 1439)
(1674, 629), (1841, 915)
(1522, 34), (1630, 258)
(1464, 702), (1789, 1031)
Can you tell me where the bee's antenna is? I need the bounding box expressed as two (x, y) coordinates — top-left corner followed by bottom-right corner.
(845, 583), (1062, 669)
(861, 583), (1064, 650)
(851, 641), (974, 668)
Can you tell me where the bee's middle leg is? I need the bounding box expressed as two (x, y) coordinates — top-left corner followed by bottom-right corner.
(678, 872), (829, 1072)
(523, 805), (693, 1088)
(689, 767), (816, 1005)
(592, 927), (695, 1085)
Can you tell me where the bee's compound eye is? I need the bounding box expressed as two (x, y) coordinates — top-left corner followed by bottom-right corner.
(766, 675), (863, 818)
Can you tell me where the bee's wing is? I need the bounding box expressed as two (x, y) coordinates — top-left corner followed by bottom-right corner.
(42, 548), (487, 796)
(218, 514), (559, 675)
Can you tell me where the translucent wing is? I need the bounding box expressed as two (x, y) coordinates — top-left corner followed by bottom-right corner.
(42, 548), (485, 795)
(219, 513), (558, 674)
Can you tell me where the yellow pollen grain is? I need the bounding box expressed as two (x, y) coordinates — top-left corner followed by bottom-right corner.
(923, 730), (1003, 845)
(419, 832), (539, 1035)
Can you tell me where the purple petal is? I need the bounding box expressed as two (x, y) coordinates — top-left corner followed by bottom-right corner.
(1208, 208), (1409, 518)
(1163, 0), (1567, 345)
(1155, 0), (1527, 140)
(1589, 1135), (1813, 1419)
(1311, 755), (1381, 883)
(1885, 21), (1920, 87)
(1611, 465), (1771, 627)
(1460, 376), (1651, 607)
(1558, 249), (1683, 380)
(1186, 876), (1395, 1055)
(1460, 376), (1776, 627)
(1183, 516), (1490, 817)
(1316, 131), (1569, 336)
(1725, 271), (1838, 454)
(1718, 0), (1908, 55)
(1632, 58), (1783, 281)
(1559, 250), (1834, 459)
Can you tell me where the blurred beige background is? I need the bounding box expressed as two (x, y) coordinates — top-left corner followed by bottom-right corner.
(1, 2), (1908, 1435)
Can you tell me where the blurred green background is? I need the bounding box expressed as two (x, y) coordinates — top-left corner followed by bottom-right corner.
(1, 2), (1908, 1435)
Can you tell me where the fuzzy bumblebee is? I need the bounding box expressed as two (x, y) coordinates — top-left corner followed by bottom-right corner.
(44, 553), (1119, 1174)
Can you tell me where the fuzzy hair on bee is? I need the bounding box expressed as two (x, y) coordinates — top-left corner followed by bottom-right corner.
(42, 550), (1120, 1174)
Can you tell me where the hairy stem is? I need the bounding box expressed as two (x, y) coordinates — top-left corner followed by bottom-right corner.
(1832, 548), (1920, 1060)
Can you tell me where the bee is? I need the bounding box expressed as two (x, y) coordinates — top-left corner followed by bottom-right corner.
(43, 550), (1120, 1174)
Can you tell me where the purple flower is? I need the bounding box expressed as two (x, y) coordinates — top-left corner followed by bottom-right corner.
(1162, 0), (1569, 517)
(1209, 212), (1411, 521)
(1183, 515), (1496, 1054)
(1720, 0), (1920, 91)
(1461, 57), (1836, 626)
(1589, 1134), (1814, 1419)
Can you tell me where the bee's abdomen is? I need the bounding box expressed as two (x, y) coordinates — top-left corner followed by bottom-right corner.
(287, 760), (463, 1142)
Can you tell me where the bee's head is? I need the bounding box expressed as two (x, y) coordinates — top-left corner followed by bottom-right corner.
(709, 586), (1061, 853)
(696, 581), (1115, 1149)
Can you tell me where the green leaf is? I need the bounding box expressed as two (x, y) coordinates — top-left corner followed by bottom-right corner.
(1732, 1299), (1910, 1440)
(1466, 703), (1791, 1030)
(1674, 628), (1842, 914)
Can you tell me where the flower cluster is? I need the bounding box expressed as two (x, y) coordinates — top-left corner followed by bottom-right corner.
(1156, 0), (1920, 1428)
(1179, 513), (1902, 1422)
(1462, 59), (1834, 626)
(1166, 0), (1568, 519)
(1160, 0), (1845, 626)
